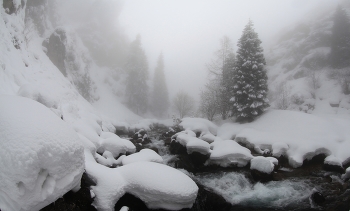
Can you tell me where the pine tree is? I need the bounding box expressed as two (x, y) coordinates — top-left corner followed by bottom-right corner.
(231, 20), (269, 123)
(330, 6), (350, 69)
(152, 53), (169, 117)
(125, 35), (149, 114)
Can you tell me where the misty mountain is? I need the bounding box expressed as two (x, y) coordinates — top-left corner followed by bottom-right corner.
(266, 2), (350, 115)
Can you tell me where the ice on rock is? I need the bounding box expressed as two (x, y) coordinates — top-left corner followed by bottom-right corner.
(250, 156), (276, 174)
(175, 133), (211, 155)
(0, 95), (84, 211)
(208, 140), (253, 167)
(122, 149), (163, 165)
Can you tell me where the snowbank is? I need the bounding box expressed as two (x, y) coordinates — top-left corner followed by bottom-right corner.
(0, 95), (84, 211)
(208, 140), (253, 167)
(218, 110), (350, 167)
(180, 117), (218, 135)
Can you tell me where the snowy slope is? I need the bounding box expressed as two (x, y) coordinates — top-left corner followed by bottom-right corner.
(266, 4), (350, 116)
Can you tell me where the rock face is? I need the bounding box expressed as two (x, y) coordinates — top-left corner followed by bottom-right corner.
(3, 0), (23, 14)
(43, 28), (67, 76)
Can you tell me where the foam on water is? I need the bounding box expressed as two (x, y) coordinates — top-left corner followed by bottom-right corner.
(196, 172), (313, 209)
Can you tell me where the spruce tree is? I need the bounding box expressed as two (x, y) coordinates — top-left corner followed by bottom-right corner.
(152, 53), (169, 117)
(125, 35), (149, 114)
(231, 20), (269, 123)
(330, 6), (350, 69)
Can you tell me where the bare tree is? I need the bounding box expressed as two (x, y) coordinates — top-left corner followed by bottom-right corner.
(307, 69), (321, 99)
(275, 83), (291, 110)
(173, 91), (195, 119)
(199, 82), (219, 121)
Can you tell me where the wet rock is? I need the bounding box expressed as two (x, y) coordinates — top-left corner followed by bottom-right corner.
(324, 163), (345, 174)
(311, 191), (325, 205)
(169, 140), (187, 155)
(41, 173), (96, 211)
(251, 169), (273, 182)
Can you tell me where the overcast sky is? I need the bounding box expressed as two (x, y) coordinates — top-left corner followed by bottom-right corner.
(119, 0), (340, 102)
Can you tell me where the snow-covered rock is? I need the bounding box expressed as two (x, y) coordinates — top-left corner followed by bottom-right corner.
(208, 140), (253, 167)
(175, 133), (211, 155)
(98, 134), (136, 157)
(0, 95), (84, 211)
(218, 110), (350, 168)
(85, 152), (198, 211)
(180, 117), (218, 135)
(122, 149), (163, 165)
(250, 156), (276, 175)
(342, 167), (350, 180)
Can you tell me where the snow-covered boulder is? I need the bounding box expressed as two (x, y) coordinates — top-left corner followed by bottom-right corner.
(98, 134), (136, 157)
(0, 95), (84, 211)
(180, 117), (218, 136)
(120, 162), (198, 210)
(173, 133), (210, 155)
(122, 149), (163, 165)
(208, 140), (253, 167)
(324, 155), (344, 173)
(250, 156), (278, 181)
(85, 152), (198, 211)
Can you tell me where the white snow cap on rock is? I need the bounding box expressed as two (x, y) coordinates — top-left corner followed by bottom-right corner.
(175, 133), (211, 155)
(250, 156), (276, 174)
(98, 133), (136, 157)
(85, 152), (198, 211)
(0, 95), (84, 211)
(180, 117), (218, 135)
(208, 140), (253, 167)
(218, 110), (350, 168)
(122, 149), (163, 165)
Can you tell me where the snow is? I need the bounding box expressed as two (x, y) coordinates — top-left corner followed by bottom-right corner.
(98, 134), (136, 157)
(342, 167), (350, 180)
(324, 155), (343, 167)
(199, 132), (216, 143)
(218, 110), (350, 167)
(119, 162), (198, 210)
(0, 95), (84, 211)
(208, 140), (253, 167)
(122, 149), (163, 165)
(85, 152), (198, 211)
(175, 133), (211, 155)
(250, 156), (275, 174)
(180, 117), (218, 135)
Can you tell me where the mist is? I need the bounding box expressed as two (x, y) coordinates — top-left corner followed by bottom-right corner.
(119, 0), (341, 101)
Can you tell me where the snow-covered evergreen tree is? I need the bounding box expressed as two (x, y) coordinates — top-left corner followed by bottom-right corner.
(125, 35), (149, 114)
(230, 20), (269, 123)
(152, 53), (169, 117)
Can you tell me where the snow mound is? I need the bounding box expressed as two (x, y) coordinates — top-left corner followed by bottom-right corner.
(85, 152), (198, 211)
(342, 167), (350, 180)
(119, 162), (198, 210)
(175, 133), (211, 155)
(122, 149), (163, 165)
(199, 132), (216, 143)
(208, 140), (253, 167)
(0, 95), (84, 211)
(218, 110), (350, 167)
(324, 155), (343, 167)
(98, 133), (136, 157)
(180, 117), (218, 135)
(250, 156), (276, 174)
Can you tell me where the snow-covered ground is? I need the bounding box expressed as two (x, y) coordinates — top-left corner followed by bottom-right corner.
(1, 1), (350, 210)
